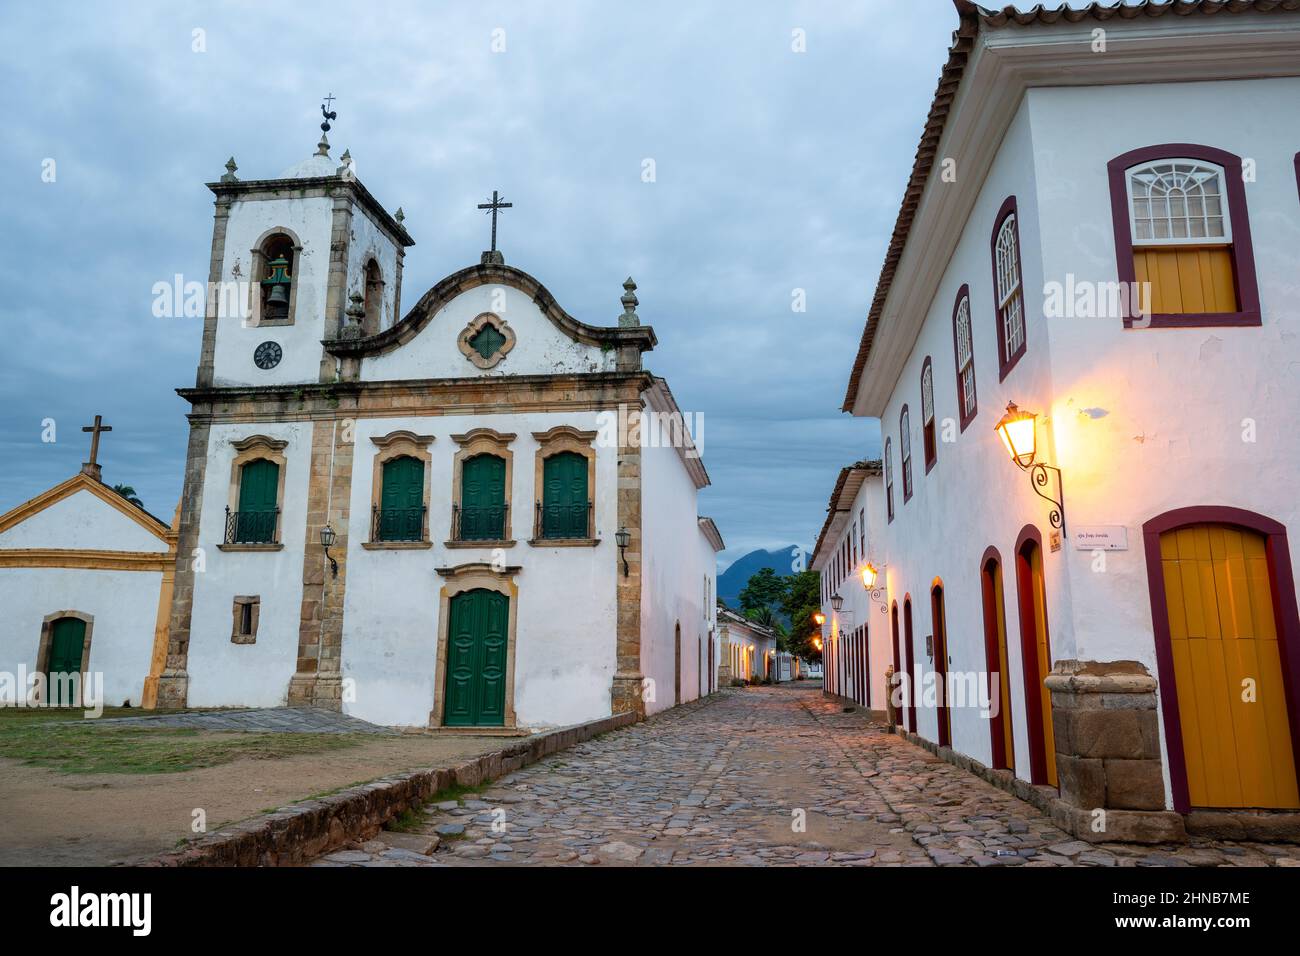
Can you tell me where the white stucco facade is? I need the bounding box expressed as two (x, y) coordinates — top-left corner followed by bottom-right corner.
(830, 9), (1300, 814)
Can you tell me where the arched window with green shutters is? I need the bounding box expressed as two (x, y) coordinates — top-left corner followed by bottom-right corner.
(377, 455), (425, 541)
(459, 453), (506, 540)
(541, 451), (589, 539)
(234, 458), (279, 543)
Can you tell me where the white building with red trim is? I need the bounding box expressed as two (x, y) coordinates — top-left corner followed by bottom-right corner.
(819, 0), (1300, 843)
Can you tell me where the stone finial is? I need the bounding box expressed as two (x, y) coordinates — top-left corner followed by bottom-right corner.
(337, 148), (355, 179)
(341, 291), (365, 339)
(394, 207), (405, 224)
(481, 250), (505, 266)
(618, 276), (640, 328)
(316, 132), (330, 157)
(221, 157), (239, 182)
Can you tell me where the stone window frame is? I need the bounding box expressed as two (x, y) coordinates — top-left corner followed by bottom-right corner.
(448, 428), (516, 548)
(529, 425), (599, 547)
(231, 596), (260, 644)
(219, 435), (288, 552)
(456, 311), (517, 370)
(429, 562), (522, 730)
(32, 610), (95, 706)
(248, 226), (303, 328)
(363, 430), (435, 550)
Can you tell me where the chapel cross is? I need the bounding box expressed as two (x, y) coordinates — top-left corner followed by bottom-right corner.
(81, 414), (112, 479)
(477, 190), (513, 253)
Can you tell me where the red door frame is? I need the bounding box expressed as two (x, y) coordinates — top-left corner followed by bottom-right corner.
(980, 546), (1014, 770)
(862, 621), (871, 708)
(1142, 506), (1300, 814)
(891, 602), (902, 723)
(1014, 524), (1053, 786)
(903, 597), (917, 732)
(931, 579), (952, 747)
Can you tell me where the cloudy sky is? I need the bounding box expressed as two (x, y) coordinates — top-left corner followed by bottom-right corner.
(0, 0), (959, 567)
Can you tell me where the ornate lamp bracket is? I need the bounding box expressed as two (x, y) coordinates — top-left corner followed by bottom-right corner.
(1024, 462), (1065, 532)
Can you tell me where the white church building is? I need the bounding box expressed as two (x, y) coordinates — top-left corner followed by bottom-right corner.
(141, 127), (724, 730)
(820, 1), (1300, 842)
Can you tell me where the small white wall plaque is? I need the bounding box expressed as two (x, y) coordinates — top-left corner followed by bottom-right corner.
(1071, 525), (1128, 551)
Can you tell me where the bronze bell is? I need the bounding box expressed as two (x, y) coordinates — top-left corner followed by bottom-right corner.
(261, 256), (291, 318)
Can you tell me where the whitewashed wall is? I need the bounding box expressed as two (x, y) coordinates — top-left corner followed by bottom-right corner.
(341, 411), (619, 729)
(345, 206), (402, 333)
(185, 420), (315, 707)
(213, 196), (335, 386)
(362, 283), (616, 381)
(639, 436), (708, 715)
(0, 491), (167, 554)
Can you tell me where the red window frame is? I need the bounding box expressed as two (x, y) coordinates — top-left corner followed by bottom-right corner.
(884, 437), (894, 523)
(1106, 143), (1261, 329)
(990, 196), (1027, 381)
(950, 284), (977, 431)
(899, 405), (913, 503)
(920, 356), (937, 473)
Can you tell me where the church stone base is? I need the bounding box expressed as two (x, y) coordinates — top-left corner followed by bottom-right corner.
(151, 672), (189, 710)
(287, 673), (344, 711)
(1045, 659), (1185, 844)
(610, 673), (646, 720)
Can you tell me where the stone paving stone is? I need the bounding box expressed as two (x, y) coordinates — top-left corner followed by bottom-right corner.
(305, 686), (1300, 868)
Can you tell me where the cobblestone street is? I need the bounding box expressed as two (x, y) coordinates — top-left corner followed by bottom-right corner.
(314, 684), (1300, 868)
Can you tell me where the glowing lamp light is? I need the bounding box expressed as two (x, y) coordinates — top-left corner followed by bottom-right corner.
(860, 562), (878, 589)
(812, 611), (826, 626)
(994, 401), (1038, 469)
(812, 637), (823, 651)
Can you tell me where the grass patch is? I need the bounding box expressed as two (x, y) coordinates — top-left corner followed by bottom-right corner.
(384, 808), (427, 833)
(0, 710), (364, 775)
(428, 780), (490, 804)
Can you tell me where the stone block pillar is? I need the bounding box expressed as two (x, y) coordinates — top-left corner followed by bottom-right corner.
(1045, 660), (1185, 843)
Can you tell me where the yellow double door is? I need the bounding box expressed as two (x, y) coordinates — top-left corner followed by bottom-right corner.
(1160, 524), (1299, 809)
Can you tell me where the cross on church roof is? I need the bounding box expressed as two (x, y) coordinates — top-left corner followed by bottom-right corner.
(477, 190), (513, 257)
(80, 414), (112, 480)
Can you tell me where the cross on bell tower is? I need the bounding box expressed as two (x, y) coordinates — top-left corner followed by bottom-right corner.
(80, 414), (112, 480)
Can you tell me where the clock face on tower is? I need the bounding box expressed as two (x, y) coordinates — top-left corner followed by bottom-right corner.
(253, 341), (283, 370)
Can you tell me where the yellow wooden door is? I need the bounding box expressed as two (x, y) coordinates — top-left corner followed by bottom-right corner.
(1161, 524), (1299, 809)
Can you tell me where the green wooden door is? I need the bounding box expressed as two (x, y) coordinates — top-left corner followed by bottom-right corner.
(379, 456), (424, 541)
(443, 589), (509, 727)
(47, 618), (86, 707)
(460, 454), (505, 540)
(236, 458), (279, 543)
(541, 452), (588, 538)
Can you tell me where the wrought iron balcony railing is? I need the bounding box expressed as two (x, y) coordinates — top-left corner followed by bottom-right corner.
(224, 507), (280, 545)
(372, 505), (427, 543)
(534, 500), (594, 540)
(452, 502), (509, 542)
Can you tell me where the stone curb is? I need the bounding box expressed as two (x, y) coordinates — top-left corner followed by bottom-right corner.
(894, 725), (1187, 845)
(146, 711), (637, 867)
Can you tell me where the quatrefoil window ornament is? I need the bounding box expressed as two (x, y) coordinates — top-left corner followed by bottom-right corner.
(457, 312), (516, 369)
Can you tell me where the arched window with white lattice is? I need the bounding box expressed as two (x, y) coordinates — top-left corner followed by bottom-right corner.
(951, 285), (977, 430)
(884, 438), (894, 523)
(1107, 145), (1259, 328)
(991, 198), (1025, 378)
(921, 357), (937, 473)
(900, 405), (913, 504)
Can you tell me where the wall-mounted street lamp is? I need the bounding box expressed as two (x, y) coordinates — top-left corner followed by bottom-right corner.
(994, 401), (1065, 532)
(860, 562), (889, 614)
(615, 526), (630, 576)
(812, 611), (826, 626)
(320, 524), (339, 578)
(830, 594), (844, 613)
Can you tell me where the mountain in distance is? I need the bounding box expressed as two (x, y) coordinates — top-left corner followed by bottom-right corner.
(717, 545), (809, 609)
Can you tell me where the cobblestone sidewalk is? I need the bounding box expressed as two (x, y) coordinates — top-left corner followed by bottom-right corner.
(311, 685), (1300, 867)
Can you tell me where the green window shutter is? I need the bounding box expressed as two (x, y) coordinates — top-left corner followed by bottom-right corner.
(541, 452), (588, 539)
(379, 456), (424, 541)
(460, 454), (506, 540)
(236, 458), (279, 543)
